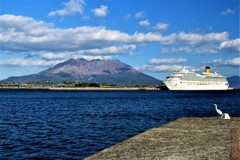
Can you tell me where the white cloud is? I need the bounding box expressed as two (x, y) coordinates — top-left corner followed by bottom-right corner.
(161, 47), (190, 54)
(204, 57), (240, 67)
(162, 38), (239, 54)
(48, 0), (85, 17)
(161, 45), (219, 54)
(224, 58), (240, 66)
(82, 15), (90, 20)
(139, 20), (150, 27)
(134, 31), (229, 46)
(153, 23), (169, 31)
(0, 14), (132, 52)
(80, 55), (112, 61)
(0, 14), (233, 56)
(135, 11), (146, 18)
(219, 8), (235, 16)
(123, 14), (131, 20)
(148, 58), (187, 64)
(24, 50), (116, 63)
(141, 64), (183, 72)
(219, 38), (240, 53)
(40, 52), (66, 60)
(23, 45), (136, 64)
(91, 5), (108, 18)
(171, 32), (229, 45)
(0, 58), (63, 67)
(87, 45), (137, 55)
(76, 45), (136, 55)
(67, 54), (112, 60)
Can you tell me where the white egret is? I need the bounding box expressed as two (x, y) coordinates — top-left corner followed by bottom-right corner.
(214, 104), (223, 117)
(213, 104), (230, 119)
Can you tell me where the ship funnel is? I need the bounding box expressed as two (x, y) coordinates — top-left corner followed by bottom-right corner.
(205, 67), (210, 75)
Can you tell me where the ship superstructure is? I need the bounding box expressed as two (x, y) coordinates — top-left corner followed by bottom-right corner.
(164, 67), (229, 90)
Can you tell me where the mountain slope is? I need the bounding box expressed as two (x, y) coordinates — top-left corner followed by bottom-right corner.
(2, 58), (161, 85)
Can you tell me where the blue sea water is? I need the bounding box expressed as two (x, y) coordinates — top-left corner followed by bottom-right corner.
(0, 90), (239, 159)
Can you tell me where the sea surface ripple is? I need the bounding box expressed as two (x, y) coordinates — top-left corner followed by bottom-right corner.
(0, 90), (239, 159)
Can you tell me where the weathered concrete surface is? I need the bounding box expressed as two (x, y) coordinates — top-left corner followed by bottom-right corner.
(85, 117), (240, 160)
(231, 128), (240, 160)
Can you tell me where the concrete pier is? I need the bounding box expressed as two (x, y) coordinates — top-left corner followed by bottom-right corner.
(85, 117), (240, 160)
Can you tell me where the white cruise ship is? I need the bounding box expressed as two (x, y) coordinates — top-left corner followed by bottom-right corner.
(164, 67), (229, 90)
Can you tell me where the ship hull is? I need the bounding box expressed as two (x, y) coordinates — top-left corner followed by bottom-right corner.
(164, 82), (228, 90)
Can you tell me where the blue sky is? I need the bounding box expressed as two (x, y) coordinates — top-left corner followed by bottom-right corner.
(0, 0), (239, 80)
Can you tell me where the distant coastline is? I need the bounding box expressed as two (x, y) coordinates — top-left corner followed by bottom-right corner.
(0, 86), (238, 91)
(0, 86), (160, 91)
